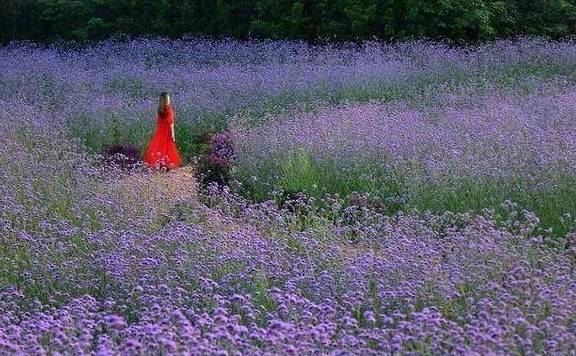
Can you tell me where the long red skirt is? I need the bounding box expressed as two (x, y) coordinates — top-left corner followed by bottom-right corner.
(143, 121), (182, 169)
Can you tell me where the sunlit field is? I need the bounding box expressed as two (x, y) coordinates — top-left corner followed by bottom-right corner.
(1, 38), (576, 354)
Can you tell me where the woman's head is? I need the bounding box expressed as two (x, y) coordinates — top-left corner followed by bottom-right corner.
(158, 92), (171, 114)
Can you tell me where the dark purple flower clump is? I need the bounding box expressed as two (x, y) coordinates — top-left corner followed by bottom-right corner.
(208, 131), (235, 167)
(196, 131), (235, 186)
(102, 143), (142, 170)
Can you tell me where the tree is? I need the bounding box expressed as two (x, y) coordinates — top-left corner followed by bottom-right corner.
(0, 0), (38, 42)
(380, 0), (498, 42)
(1, 0), (576, 44)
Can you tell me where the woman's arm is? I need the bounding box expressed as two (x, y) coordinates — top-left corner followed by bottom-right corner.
(169, 106), (176, 142)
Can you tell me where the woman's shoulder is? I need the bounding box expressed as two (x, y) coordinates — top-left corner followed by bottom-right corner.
(158, 105), (174, 115)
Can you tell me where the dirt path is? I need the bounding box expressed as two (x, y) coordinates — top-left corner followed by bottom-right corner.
(98, 165), (200, 231)
(102, 165), (366, 258)
(101, 165), (261, 234)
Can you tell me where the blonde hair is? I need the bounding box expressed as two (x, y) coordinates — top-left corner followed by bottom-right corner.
(157, 92), (170, 115)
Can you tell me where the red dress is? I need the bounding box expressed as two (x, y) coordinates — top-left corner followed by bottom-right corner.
(144, 104), (183, 169)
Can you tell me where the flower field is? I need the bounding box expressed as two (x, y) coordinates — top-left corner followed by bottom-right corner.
(1, 38), (576, 354)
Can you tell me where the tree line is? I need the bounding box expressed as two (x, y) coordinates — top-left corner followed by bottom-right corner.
(2, 0), (576, 44)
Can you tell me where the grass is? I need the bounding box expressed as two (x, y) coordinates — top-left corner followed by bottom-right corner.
(238, 150), (405, 207)
(280, 149), (323, 196)
(66, 107), (230, 163)
(236, 149), (576, 238)
(64, 53), (576, 163)
(0, 243), (32, 289)
(411, 173), (576, 237)
(57, 58), (576, 239)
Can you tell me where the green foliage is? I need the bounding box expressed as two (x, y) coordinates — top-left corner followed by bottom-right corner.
(280, 149), (322, 196)
(239, 149), (576, 237)
(410, 173), (576, 237)
(380, 0), (497, 41)
(2, 0), (576, 43)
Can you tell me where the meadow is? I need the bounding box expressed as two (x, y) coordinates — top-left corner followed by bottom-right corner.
(1, 38), (576, 353)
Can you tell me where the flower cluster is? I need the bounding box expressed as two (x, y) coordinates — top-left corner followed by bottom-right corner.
(233, 88), (576, 184)
(1, 185), (576, 354)
(1, 37), (576, 354)
(102, 143), (143, 170)
(196, 131), (236, 187)
(207, 131), (235, 168)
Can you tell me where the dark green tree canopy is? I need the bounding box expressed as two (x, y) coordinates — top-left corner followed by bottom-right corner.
(2, 0), (576, 43)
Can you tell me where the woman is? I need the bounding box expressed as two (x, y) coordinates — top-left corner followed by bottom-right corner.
(144, 92), (183, 170)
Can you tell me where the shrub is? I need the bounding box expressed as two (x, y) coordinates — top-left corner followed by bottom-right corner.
(195, 131), (235, 186)
(102, 143), (142, 170)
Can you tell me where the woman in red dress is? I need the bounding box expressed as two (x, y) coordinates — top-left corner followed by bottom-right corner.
(144, 92), (183, 170)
